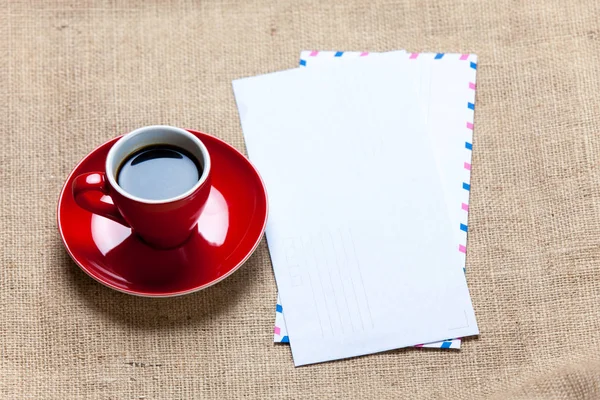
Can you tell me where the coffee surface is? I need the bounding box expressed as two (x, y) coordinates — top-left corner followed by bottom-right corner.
(117, 145), (201, 201)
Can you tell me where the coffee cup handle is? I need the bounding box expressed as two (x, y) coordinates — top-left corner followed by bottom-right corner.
(72, 172), (129, 227)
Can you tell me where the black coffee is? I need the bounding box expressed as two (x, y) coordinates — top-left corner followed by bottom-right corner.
(117, 145), (202, 201)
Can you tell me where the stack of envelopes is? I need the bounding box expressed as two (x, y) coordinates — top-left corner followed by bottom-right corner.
(232, 50), (479, 366)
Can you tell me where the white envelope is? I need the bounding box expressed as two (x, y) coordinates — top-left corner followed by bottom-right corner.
(274, 50), (478, 351)
(233, 52), (478, 366)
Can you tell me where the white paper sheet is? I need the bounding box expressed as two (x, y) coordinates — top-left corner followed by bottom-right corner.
(273, 51), (478, 351)
(233, 52), (478, 366)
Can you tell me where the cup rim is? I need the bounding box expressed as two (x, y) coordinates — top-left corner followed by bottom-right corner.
(105, 125), (211, 205)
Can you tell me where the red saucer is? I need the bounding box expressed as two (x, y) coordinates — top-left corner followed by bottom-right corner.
(57, 130), (268, 297)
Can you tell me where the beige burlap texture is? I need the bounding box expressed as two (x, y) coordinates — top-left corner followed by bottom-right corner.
(2, 0), (600, 398)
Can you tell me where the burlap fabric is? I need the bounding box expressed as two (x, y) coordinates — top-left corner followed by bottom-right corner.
(2, 0), (600, 398)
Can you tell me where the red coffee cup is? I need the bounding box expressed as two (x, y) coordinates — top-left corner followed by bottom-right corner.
(72, 125), (212, 249)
